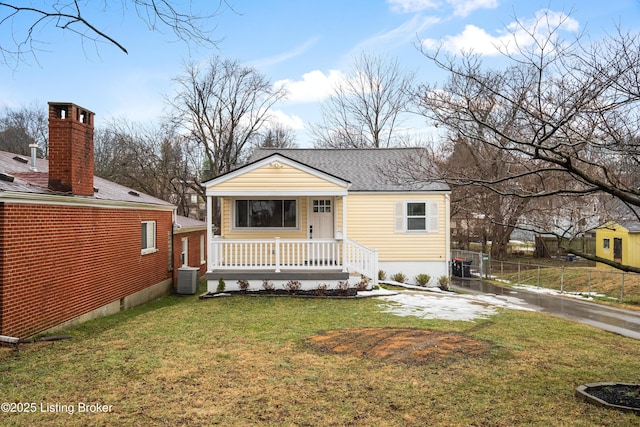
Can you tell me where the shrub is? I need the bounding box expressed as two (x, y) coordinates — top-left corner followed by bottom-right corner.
(337, 280), (349, 295)
(356, 276), (371, 291)
(315, 283), (329, 296)
(237, 279), (250, 292)
(262, 280), (275, 291)
(378, 270), (387, 281)
(414, 273), (431, 287)
(391, 272), (407, 283)
(216, 278), (226, 293)
(284, 280), (302, 294)
(438, 275), (451, 291)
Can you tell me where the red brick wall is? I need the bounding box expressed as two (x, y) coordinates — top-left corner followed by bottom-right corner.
(0, 202), (173, 338)
(172, 229), (207, 287)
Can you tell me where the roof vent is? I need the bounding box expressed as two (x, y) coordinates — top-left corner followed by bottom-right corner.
(0, 173), (15, 182)
(12, 156), (28, 164)
(128, 190), (140, 197)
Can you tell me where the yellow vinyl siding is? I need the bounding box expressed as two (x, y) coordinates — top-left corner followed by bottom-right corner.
(213, 163), (346, 192)
(596, 223), (640, 268)
(346, 193), (447, 262)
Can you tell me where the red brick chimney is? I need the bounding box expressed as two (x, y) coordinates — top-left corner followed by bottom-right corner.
(47, 102), (95, 196)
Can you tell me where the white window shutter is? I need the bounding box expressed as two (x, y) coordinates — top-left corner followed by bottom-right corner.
(394, 201), (405, 233)
(428, 201), (438, 232)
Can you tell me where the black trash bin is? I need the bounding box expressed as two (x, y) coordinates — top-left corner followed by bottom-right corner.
(452, 258), (472, 277)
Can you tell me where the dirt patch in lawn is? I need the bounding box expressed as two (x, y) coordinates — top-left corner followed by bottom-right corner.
(306, 327), (491, 365)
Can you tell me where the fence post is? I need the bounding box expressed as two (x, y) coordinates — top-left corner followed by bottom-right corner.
(560, 266), (564, 293)
(588, 270), (591, 296)
(621, 273), (625, 302)
(518, 262), (521, 284)
(537, 266), (540, 288)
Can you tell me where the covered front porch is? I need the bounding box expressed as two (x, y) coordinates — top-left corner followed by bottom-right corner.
(205, 237), (378, 291)
(203, 154), (378, 292)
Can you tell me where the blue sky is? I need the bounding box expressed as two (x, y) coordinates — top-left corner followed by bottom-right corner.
(2, 0), (640, 147)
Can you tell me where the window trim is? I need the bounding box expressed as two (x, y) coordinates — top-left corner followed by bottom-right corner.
(141, 220), (157, 255)
(395, 200), (438, 234)
(200, 234), (206, 265)
(181, 237), (188, 267)
(603, 238), (610, 250)
(231, 197), (300, 231)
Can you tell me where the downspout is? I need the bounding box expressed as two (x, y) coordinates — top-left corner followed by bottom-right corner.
(206, 195), (213, 272)
(171, 208), (177, 288)
(445, 193), (451, 277)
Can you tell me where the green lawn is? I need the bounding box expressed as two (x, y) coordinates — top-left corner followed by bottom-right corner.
(1, 284), (639, 426)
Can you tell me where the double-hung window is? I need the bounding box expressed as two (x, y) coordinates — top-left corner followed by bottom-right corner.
(141, 221), (157, 254)
(234, 199), (297, 229)
(395, 201), (438, 233)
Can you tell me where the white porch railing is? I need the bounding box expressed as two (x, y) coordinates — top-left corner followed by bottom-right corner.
(210, 237), (378, 285)
(345, 238), (378, 286)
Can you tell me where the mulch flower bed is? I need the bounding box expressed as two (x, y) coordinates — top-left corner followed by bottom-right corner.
(200, 288), (359, 299)
(576, 383), (640, 413)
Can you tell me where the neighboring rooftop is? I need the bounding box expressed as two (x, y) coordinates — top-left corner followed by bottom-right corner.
(249, 148), (450, 192)
(616, 221), (640, 233)
(0, 150), (173, 207)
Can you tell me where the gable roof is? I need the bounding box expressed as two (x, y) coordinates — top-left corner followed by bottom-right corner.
(0, 150), (173, 208)
(249, 148), (450, 192)
(203, 152), (351, 196)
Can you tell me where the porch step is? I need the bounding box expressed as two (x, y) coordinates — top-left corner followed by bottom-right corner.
(206, 270), (349, 282)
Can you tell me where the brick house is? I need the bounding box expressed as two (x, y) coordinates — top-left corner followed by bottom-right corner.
(0, 102), (205, 339)
(173, 214), (207, 282)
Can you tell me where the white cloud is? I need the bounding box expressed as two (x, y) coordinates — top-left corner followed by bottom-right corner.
(422, 23), (506, 55)
(250, 37), (321, 69)
(266, 109), (305, 130)
(448, 0), (498, 17)
(274, 69), (347, 104)
(350, 14), (440, 54)
(387, 0), (497, 16)
(421, 9), (580, 56)
(387, 0), (439, 14)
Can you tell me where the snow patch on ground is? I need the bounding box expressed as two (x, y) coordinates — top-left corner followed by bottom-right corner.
(375, 290), (535, 322)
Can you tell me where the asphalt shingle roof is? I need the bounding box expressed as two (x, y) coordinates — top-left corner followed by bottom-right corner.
(0, 150), (173, 207)
(618, 221), (640, 233)
(249, 148), (450, 192)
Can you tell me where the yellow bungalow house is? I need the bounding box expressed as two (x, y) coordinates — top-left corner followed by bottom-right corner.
(596, 221), (640, 267)
(203, 148), (451, 292)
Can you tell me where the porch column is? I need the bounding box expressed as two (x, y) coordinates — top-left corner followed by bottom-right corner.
(342, 195), (348, 272)
(207, 195), (213, 271)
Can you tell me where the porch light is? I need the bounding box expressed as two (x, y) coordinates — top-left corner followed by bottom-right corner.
(270, 161), (283, 169)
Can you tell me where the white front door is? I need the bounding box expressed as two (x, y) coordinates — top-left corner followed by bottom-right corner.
(308, 198), (334, 239)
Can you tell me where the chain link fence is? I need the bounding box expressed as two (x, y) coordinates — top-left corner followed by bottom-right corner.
(451, 249), (640, 304)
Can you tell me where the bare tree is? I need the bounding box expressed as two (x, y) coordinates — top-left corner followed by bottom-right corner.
(258, 123), (297, 149)
(167, 56), (287, 225)
(94, 118), (198, 217)
(0, 103), (48, 155)
(311, 53), (416, 148)
(417, 10), (640, 270)
(0, 1), (230, 67)
(169, 57), (287, 180)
